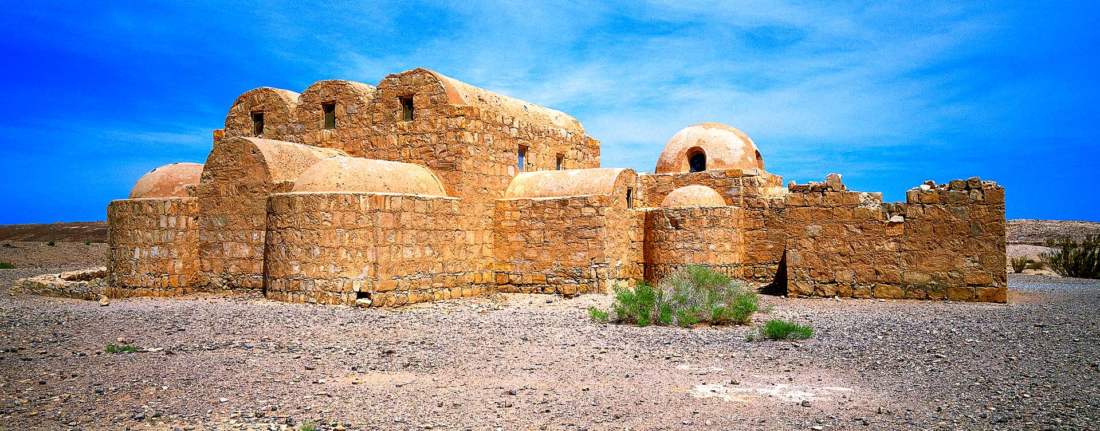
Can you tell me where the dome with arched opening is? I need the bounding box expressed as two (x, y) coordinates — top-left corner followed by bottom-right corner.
(129, 162), (203, 199)
(660, 185), (727, 207)
(292, 157), (447, 196)
(655, 123), (764, 174)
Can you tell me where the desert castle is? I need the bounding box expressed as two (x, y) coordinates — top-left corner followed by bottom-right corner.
(106, 68), (1007, 305)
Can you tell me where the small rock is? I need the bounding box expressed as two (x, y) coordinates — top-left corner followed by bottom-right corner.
(801, 400), (811, 407)
(98, 295), (110, 306)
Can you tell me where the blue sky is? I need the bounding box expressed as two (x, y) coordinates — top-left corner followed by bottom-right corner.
(2, 1), (1098, 223)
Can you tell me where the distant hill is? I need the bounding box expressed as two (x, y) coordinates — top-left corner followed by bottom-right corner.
(0, 222), (107, 243)
(1007, 219), (1100, 245)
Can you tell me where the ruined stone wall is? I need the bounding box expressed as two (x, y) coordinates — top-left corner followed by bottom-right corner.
(784, 178), (1006, 302)
(900, 179), (1007, 301)
(493, 196), (643, 294)
(106, 198), (199, 297)
(197, 138), (344, 290)
(643, 206), (743, 282)
(264, 193), (492, 307)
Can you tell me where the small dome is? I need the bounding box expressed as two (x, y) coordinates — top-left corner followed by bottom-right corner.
(655, 123), (764, 174)
(660, 185), (726, 207)
(129, 162), (203, 199)
(293, 157), (446, 196)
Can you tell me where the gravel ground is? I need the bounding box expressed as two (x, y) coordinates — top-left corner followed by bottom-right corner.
(1, 249), (1098, 430)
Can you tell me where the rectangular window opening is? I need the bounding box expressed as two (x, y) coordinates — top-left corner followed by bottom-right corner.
(517, 145), (528, 172)
(251, 111), (265, 136)
(400, 96), (415, 121)
(556, 153), (564, 170)
(322, 102), (336, 129)
(626, 187), (634, 208)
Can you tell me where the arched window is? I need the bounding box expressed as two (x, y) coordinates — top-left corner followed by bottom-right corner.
(688, 149), (706, 172)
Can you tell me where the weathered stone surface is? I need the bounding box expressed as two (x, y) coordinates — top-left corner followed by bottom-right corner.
(785, 177), (1006, 303)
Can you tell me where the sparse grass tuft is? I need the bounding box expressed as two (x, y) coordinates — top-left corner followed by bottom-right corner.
(84, 240), (92, 246)
(588, 307), (609, 323)
(105, 343), (139, 354)
(1043, 235), (1100, 279)
(597, 266), (758, 328)
(299, 421), (317, 431)
(0, 262), (13, 269)
(1010, 256), (1029, 273)
(754, 319), (813, 341)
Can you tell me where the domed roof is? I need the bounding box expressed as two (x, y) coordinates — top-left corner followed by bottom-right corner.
(660, 185), (726, 207)
(655, 123), (764, 174)
(504, 168), (634, 199)
(293, 157), (446, 196)
(129, 162), (203, 199)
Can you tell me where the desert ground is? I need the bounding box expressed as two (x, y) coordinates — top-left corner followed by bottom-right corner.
(1, 235), (1099, 430)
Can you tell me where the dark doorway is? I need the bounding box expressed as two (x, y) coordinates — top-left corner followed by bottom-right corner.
(251, 111), (264, 136)
(688, 150), (706, 172)
(322, 102), (336, 129)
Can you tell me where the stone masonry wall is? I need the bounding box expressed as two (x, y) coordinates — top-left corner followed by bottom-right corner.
(643, 206), (743, 282)
(493, 195), (643, 295)
(265, 193), (492, 307)
(640, 169), (787, 285)
(197, 138), (344, 290)
(785, 177), (1006, 302)
(106, 198), (199, 297)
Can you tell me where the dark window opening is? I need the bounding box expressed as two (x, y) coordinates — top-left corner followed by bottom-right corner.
(517, 145), (528, 172)
(400, 96), (415, 121)
(626, 187), (634, 208)
(322, 102), (336, 129)
(755, 150), (763, 168)
(688, 150), (707, 172)
(251, 111), (265, 136)
(556, 153), (564, 170)
(356, 290), (372, 305)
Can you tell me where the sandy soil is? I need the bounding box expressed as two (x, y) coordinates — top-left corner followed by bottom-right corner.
(1, 246), (1098, 430)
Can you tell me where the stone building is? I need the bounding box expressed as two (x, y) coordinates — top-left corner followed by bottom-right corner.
(107, 68), (1007, 305)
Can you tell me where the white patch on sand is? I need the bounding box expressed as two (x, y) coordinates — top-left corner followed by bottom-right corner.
(691, 383), (852, 403)
(675, 364), (725, 373)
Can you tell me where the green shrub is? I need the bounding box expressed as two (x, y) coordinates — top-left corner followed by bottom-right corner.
(1042, 235), (1100, 279)
(600, 266), (758, 328)
(1010, 256), (1029, 273)
(84, 240), (91, 246)
(0, 262), (13, 269)
(105, 343), (138, 354)
(756, 319), (813, 341)
(588, 307), (609, 323)
(47, 241), (56, 247)
(299, 421), (317, 431)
